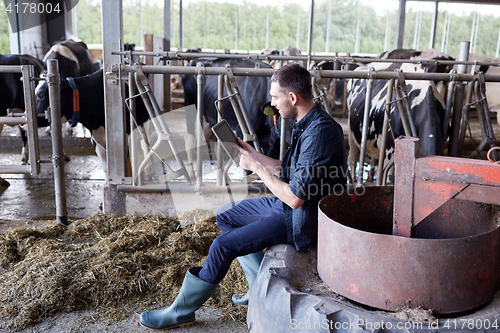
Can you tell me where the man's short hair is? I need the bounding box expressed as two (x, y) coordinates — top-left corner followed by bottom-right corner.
(271, 63), (313, 101)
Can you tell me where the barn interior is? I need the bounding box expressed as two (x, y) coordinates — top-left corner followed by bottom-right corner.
(1, 0), (500, 332)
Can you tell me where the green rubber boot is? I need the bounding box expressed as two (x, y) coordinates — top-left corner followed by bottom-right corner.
(139, 267), (218, 330)
(232, 251), (265, 306)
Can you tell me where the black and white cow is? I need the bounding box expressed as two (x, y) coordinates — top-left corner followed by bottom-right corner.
(181, 58), (283, 179)
(380, 48), (455, 100)
(0, 54), (46, 186)
(35, 69), (150, 175)
(21, 40), (95, 164)
(347, 61), (446, 182)
(42, 39), (94, 78)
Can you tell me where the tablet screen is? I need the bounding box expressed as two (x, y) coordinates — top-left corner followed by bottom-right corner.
(211, 119), (242, 164)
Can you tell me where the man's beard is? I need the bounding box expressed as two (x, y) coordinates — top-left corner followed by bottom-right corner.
(278, 101), (297, 120)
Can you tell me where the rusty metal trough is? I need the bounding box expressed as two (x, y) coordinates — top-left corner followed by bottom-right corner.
(318, 137), (500, 315)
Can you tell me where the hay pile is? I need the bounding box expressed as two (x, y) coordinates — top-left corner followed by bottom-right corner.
(0, 210), (248, 331)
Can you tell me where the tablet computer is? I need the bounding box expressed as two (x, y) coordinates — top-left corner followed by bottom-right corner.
(211, 119), (242, 165)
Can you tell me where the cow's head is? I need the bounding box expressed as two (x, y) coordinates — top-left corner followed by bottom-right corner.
(35, 80), (72, 128)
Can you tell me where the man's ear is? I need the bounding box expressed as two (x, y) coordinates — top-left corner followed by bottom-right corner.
(288, 91), (298, 105)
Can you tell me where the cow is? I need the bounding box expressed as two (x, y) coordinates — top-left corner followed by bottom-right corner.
(451, 53), (500, 127)
(21, 40), (94, 164)
(181, 58), (283, 180)
(0, 54), (46, 187)
(35, 69), (151, 176)
(347, 61), (446, 183)
(260, 45), (303, 69)
(42, 39), (94, 79)
(380, 48), (455, 100)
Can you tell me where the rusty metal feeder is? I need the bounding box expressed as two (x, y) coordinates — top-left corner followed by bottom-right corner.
(318, 137), (500, 314)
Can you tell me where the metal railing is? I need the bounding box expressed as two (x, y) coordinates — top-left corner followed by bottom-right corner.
(109, 51), (500, 189)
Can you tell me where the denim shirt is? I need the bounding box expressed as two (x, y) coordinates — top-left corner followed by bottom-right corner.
(279, 103), (347, 251)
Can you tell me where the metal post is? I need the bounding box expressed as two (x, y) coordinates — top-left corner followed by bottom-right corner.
(325, 0), (332, 53)
(139, 0), (143, 47)
(164, 0), (171, 112)
(473, 13), (479, 54)
(21, 65), (40, 176)
(448, 41), (469, 157)
(47, 60), (67, 225)
(307, 0), (314, 57)
(457, 80), (475, 155)
(171, 0), (175, 48)
(101, 0), (126, 215)
(443, 76), (457, 142)
(357, 77), (374, 186)
(296, 4), (301, 49)
(217, 74), (224, 186)
(164, 0), (171, 48)
(394, 78), (413, 137)
(179, 0), (183, 50)
(384, 14), (392, 51)
(235, 4), (238, 51)
(469, 80), (488, 158)
(129, 72), (140, 186)
(413, 10), (421, 50)
(445, 11), (451, 54)
(377, 79), (394, 186)
(266, 5), (270, 49)
(203, 0), (207, 49)
(355, 1), (361, 54)
(441, 11), (448, 52)
(394, 0), (406, 49)
(470, 12), (476, 53)
(196, 63), (204, 194)
(496, 25), (500, 58)
(429, 0), (439, 49)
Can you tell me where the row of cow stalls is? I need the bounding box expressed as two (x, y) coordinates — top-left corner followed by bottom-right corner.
(0, 60), (68, 224)
(109, 43), (500, 191)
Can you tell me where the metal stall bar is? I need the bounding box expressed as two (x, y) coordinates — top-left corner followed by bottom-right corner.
(128, 71), (141, 186)
(113, 50), (499, 71)
(429, 0), (439, 49)
(393, 78), (413, 137)
(117, 64), (500, 83)
(477, 74), (498, 161)
(357, 71), (375, 186)
(114, 64), (500, 189)
(101, 0), (126, 216)
(224, 66), (263, 153)
(376, 79), (395, 186)
(457, 79), (476, 155)
(216, 74), (225, 186)
(443, 70), (458, 142)
(21, 65), (41, 176)
(469, 75), (497, 160)
(469, 79), (489, 158)
(395, 71), (417, 137)
(448, 41), (470, 157)
(0, 65), (40, 175)
(311, 67), (333, 117)
(133, 66), (191, 186)
(47, 59), (68, 225)
(196, 62), (204, 193)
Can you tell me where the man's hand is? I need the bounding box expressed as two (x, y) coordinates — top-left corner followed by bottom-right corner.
(236, 138), (259, 172)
